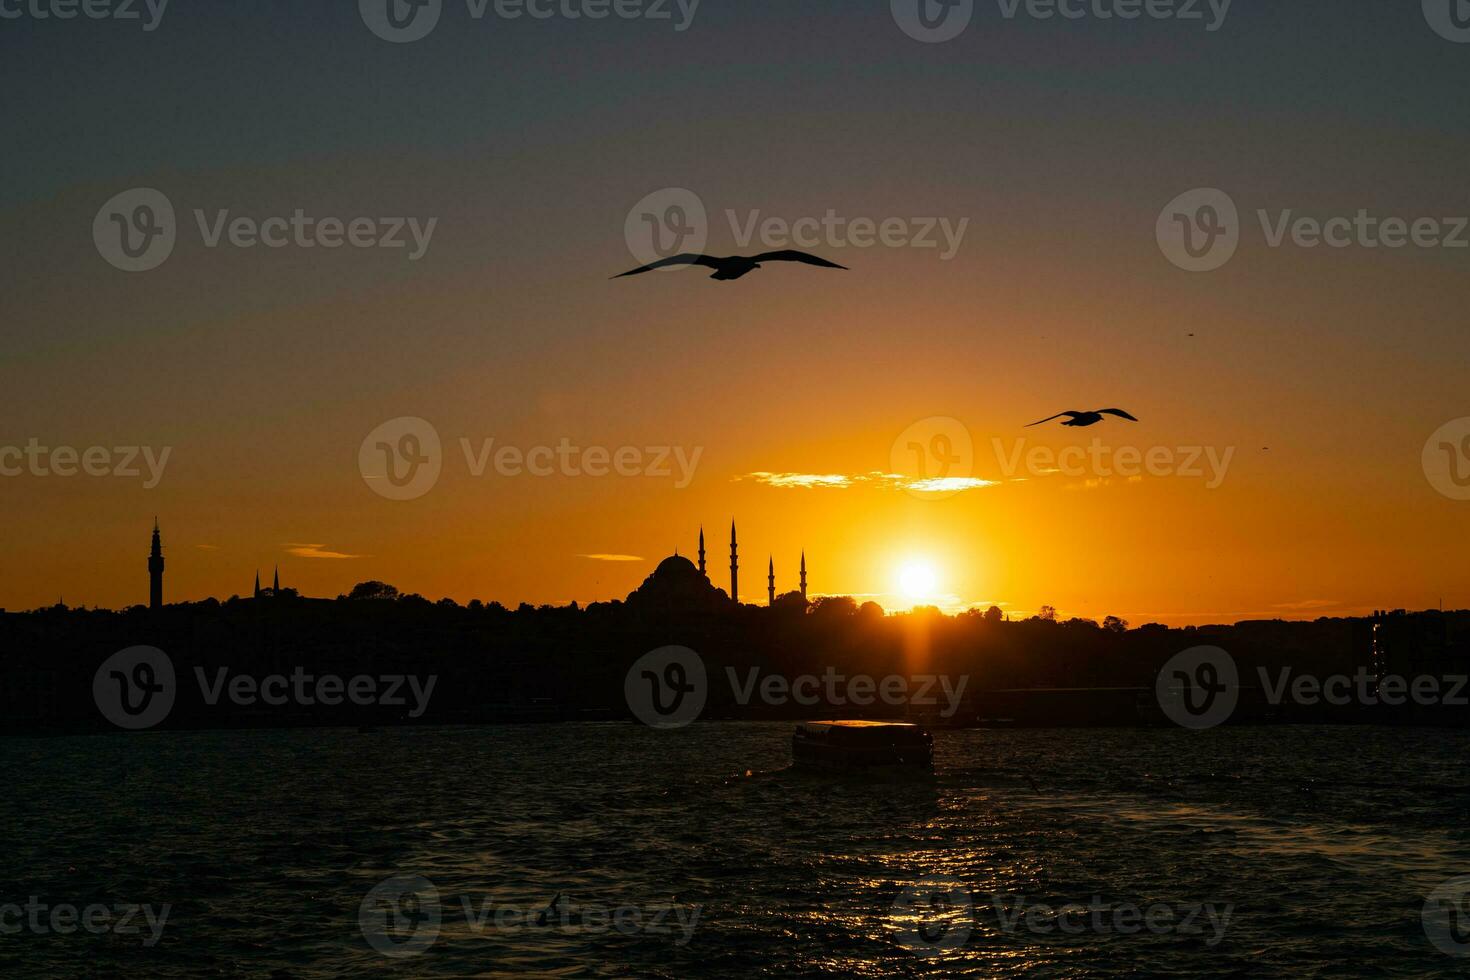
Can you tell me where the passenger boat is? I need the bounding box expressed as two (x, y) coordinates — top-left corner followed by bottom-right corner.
(790, 720), (933, 772)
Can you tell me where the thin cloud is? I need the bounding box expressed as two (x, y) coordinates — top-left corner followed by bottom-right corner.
(579, 554), (645, 562)
(739, 471), (997, 493)
(1272, 599), (1341, 610)
(286, 543), (363, 560)
(742, 472), (856, 488)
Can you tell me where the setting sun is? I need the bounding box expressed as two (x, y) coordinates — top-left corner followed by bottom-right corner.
(897, 560), (940, 601)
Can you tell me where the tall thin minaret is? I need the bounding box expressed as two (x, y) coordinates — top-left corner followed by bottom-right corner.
(698, 527), (707, 577)
(768, 556), (776, 605)
(254, 571), (261, 599)
(148, 519), (164, 610)
(273, 566), (280, 593)
(800, 551), (807, 600)
(729, 521), (739, 604)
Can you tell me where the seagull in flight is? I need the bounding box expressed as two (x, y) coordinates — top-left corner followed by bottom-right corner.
(613, 250), (848, 281)
(1027, 409), (1140, 428)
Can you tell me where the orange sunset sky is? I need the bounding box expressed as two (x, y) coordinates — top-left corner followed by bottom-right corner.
(4, 4), (1467, 623)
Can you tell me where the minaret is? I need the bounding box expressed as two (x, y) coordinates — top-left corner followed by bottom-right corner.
(273, 566), (280, 594)
(254, 571), (261, 599)
(768, 556), (776, 606)
(800, 551), (807, 600)
(729, 521), (739, 604)
(697, 527), (707, 577)
(148, 519), (164, 610)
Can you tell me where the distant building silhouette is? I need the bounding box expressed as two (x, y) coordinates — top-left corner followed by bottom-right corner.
(730, 521), (739, 604)
(253, 566), (285, 599)
(148, 519), (164, 609)
(624, 553), (731, 613)
(629, 525), (808, 610)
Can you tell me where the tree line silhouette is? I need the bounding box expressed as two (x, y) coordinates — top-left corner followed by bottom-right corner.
(2, 584), (1466, 733)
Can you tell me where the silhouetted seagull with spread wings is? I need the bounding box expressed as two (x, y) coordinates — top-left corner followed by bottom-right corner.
(613, 250), (848, 281)
(1027, 409), (1140, 428)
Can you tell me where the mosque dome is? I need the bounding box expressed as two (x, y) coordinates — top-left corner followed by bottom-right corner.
(626, 551), (728, 611)
(652, 555), (700, 579)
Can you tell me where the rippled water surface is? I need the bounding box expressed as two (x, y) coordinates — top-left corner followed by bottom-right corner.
(5, 724), (1470, 977)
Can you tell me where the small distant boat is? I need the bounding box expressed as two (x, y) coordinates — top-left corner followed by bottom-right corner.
(791, 720), (933, 772)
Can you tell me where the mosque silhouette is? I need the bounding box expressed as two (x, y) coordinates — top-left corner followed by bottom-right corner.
(624, 523), (807, 612)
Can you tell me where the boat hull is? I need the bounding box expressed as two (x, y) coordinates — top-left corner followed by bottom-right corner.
(790, 720), (934, 772)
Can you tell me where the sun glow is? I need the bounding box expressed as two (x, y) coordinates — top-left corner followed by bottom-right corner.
(897, 560), (940, 601)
